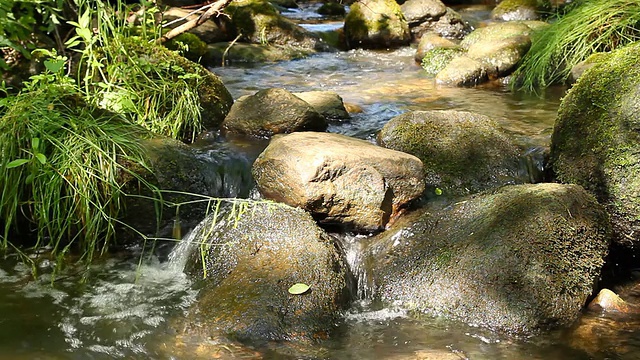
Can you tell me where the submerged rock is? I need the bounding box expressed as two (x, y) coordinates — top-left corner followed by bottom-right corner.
(378, 110), (522, 197)
(343, 0), (411, 49)
(181, 202), (354, 343)
(222, 88), (328, 137)
(366, 183), (611, 334)
(252, 132), (425, 231)
(550, 43), (640, 248)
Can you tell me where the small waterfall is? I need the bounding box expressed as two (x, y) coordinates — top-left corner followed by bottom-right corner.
(340, 234), (376, 300)
(167, 219), (208, 272)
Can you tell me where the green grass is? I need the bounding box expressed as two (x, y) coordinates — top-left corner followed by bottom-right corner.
(0, 85), (156, 266)
(512, 0), (640, 91)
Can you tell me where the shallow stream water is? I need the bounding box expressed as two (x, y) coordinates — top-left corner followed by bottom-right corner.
(1, 4), (639, 360)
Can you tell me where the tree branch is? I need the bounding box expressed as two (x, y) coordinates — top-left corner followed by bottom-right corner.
(159, 0), (233, 43)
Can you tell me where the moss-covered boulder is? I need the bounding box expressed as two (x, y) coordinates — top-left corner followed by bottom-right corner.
(180, 202), (354, 343)
(343, 0), (411, 49)
(420, 47), (464, 76)
(378, 110), (522, 197)
(432, 21), (536, 86)
(253, 132), (425, 231)
(222, 88), (328, 137)
(206, 42), (314, 65)
(414, 31), (459, 63)
(104, 37), (233, 135)
(225, 0), (331, 51)
(550, 43), (640, 248)
(366, 183), (611, 334)
(491, 0), (545, 21)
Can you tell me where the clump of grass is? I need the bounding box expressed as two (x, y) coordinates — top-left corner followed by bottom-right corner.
(0, 84), (155, 265)
(512, 0), (640, 91)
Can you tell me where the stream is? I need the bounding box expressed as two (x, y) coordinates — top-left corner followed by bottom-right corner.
(1, 3), (638, 360)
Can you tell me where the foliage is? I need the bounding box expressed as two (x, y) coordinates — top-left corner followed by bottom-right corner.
(0, 77), (156, 268)
(512, 0), (640, 91)
(0, 0), (63, 70)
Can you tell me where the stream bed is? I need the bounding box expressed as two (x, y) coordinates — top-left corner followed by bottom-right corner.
(1, 4), (639, 360)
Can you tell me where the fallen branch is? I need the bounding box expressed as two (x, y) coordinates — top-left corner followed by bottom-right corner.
(159, 0), (233, 43)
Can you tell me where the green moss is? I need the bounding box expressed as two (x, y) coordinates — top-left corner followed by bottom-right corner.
(551, 43), (640, 246)
(344, 0), (409, 49)
(164, 32), (209, 62)
(421, 47), (464, 76)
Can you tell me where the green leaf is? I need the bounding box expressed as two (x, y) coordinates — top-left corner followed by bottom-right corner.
(31, 137), (40, 150)
(6, 159), (30, 168)
(435, 188), (443, 196)
(25, 173), (34, 185)
(288, 283), (310, 295)
(35, 153), (47, 165)
(44, 59), (65, 73)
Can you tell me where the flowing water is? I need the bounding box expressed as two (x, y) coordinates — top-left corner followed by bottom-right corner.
(1, 4), (639, 360)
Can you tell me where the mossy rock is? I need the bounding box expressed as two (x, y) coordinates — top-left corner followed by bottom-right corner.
(343, 0), (411, 49)
(106, 37), (233, 134)
(435, 55), (488, 86)
(550, 43), (640, 248)
(491, 0), (542, 21)
(414, 31), (458, 63)
(225, 0), (330, 51)
(378, 110), (522, 197)
(420, 47), (464, 76)
(460, 21), (532, 50)
(367, 183), (611, 334)
(180, 202), (354, 343)
(206, 42), (314, 65)
(164, 32), (209, 62)
(317, 2), (346, 16)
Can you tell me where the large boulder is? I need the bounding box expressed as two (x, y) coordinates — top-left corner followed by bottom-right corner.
(252, 132), (425, 231)
(343, 0), (411, 49)
(550, 43), (640, 248)
(222, 88), (328, 137)
(378, 110), (522, 197)
(366, 183), (611, 334)
(180, 202), (354, 343)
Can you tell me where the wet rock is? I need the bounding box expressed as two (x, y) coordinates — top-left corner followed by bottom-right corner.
(225, 0), (331, 51)
(420, 47), (464, 76)
(252, 132), (425, 231)
(550, 43), (640, 248)
(414, 32), (459, 63)
(401, 0), (447, 25)
(181, 202), (354, 343)
(410, 7), (472, 41)
(567, 52), (608, 85)
(588, 289), (640, 314)
(293, 90), (351, 121)
(162, 7), (231, 44)
(222, 88), (328, 137)
(123, 137), (253, 239)
(435, 56), (487, 86)
(491, 0), (540, 21)
(343, 0), (411, 49)
(317, 2), (346, 16)
(432, 21), (535, 85)
(378, 110), (522, 197)
(367, 183), (611, 334)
